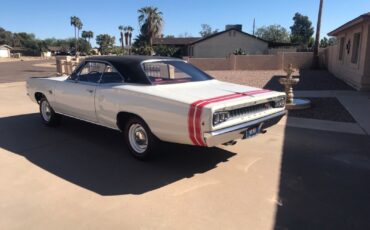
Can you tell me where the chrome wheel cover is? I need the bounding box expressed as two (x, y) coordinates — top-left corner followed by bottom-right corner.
(41, 100), (52, 122)
(128, 123), (148, 154)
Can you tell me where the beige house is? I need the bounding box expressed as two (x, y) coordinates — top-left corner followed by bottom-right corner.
(189, 25), (268, 58)
(153, 37), (200, 57)
(0, 45), (12, 58)
(327, 13), (370, 90)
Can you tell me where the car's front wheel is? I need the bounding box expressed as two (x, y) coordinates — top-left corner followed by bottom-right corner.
(39, 97), (61, 126)
(123, 117), (158, 160)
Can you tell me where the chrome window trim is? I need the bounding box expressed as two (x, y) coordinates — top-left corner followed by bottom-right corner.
(67, 60), (126, 85)
(140, 59), (187, 85)
(100, 63), (125, 84)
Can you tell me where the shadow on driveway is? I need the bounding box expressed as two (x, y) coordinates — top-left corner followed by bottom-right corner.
(23, 69), (51, 73)
(273, 123), (370, 229)
(261, 75), (370, 229)
(0, 114), (235, 196)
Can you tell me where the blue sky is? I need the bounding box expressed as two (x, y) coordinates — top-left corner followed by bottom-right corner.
(1, 0), (369, 46)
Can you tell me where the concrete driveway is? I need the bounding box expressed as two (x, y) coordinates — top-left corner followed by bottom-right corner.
(0, 59), (55, 83)
(1, 81), (370, 229)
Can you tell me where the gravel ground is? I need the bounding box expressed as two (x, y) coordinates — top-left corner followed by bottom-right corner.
(206, 70), (356, 123)
(288, 97), (356, 123)
(207, 70), (289, 90)
(207, 69), (355, 91)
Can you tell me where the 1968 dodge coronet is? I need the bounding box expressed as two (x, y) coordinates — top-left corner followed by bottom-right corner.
(27, 56), (286, 159)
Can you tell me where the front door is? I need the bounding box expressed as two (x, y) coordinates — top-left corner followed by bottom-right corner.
(54, 61), (106, 122)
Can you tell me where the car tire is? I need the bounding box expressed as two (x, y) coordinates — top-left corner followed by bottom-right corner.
(123, 116), (158, 160)
(39, 97), (61, 126)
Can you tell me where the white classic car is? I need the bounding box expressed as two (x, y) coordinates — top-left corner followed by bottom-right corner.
(27, 56), (286, 159)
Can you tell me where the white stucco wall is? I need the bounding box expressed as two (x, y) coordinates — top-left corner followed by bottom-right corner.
(191, 30), (268, 58)
(363, 24), (370, 87)
(326, 21), (370, 90)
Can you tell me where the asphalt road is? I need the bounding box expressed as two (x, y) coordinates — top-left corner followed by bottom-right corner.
(0, 60), (56, 83)
(1, 83), (370, 229)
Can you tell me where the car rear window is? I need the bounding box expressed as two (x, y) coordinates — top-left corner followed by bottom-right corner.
(142, 61), (213, 84)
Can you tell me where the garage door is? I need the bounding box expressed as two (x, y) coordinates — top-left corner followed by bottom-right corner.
(0, 49), (9, 57)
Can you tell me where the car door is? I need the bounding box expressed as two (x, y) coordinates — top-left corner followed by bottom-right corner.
(95, 64), (126, 128)
(54, 61), (106, 122)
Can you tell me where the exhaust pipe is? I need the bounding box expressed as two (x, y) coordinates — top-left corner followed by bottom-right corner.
(223, 140), (237, 146)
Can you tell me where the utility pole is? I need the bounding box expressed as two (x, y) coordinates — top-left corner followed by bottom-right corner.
(253, 18), (255, 35)
(313, 0), (323, 69)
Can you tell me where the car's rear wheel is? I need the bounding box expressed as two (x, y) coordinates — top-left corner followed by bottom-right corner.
(123, 117), (158, 160)
(39, 97), (60, 126)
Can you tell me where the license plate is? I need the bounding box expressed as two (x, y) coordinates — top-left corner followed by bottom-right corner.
(244, 126), (260, 139)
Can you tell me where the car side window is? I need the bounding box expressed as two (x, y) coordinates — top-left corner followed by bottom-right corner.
(100, 65), (125, 84)
(77, 62), (106, 83)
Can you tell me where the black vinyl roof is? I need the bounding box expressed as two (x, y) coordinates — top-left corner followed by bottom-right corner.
(83, 55), (182, 84)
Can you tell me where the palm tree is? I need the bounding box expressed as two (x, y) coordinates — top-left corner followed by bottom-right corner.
(313, 0), (323, 68)
(70, 16), (83, 54)
(138, 6), (163, 52)
(123, 26), (134, 55)
(124, 26), (129, 48)
(77, 21), (83, 42)
(118, 25), (125, 53)
(127, 26), (134, 54)
(87, 31), (94, 44)
(81, 30), (94, 45)
(81, 31), (88, 40)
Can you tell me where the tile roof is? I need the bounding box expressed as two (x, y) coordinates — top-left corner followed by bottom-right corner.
(153, 37), (201, 45)
(0, 44), (12, 49)
(189, 28), (268, 45)
(328, 12), (370, 36)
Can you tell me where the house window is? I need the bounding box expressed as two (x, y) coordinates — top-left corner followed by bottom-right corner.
(339, 37), (345, 61)
(351, 32), (361, 64)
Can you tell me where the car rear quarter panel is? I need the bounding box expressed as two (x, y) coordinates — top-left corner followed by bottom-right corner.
(95, 85), (193, 145)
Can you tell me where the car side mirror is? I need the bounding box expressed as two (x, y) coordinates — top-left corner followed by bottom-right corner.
(67, 73), (79, 83)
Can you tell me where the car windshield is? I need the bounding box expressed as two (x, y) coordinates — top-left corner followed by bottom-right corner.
(142, 61), (213, 84)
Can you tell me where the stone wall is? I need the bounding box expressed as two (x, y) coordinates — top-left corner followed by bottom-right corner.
(183, 57), (230, 70)
(234, 54), (282, 70)
(283, 52), (313, 69)
(56, 56), (84, 75)
(185, 52), (314, 71)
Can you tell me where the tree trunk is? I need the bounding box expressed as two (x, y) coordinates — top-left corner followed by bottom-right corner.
(77, 29), (80, 56)
(129, 34), (132, 55)
(312, 0), (323, 69)
(120, 32), (124, 54)
(74, 27), (77, 56)
(124, 33), (129, 48)
(149, 37), (153, 55)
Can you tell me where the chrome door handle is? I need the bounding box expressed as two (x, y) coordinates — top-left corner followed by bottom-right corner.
(87, 89), (94, 93)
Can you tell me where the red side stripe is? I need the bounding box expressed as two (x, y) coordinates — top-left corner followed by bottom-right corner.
(188, 100), (203, 145)
(188, 92), (249, 146)
(189, 89), (270, 146)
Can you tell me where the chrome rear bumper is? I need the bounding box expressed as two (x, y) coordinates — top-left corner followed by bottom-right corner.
(204, 110), (286, 147)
